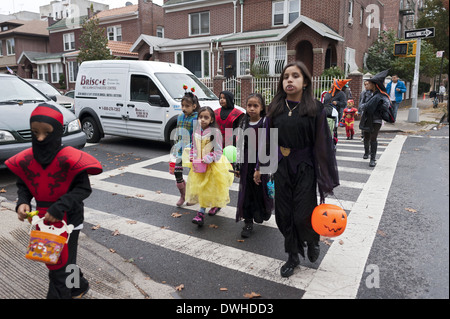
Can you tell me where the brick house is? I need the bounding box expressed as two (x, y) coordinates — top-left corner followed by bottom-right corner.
(16, 1), (163, 91)
(0, 19), (49, 77)
(132, 0), (384, 81)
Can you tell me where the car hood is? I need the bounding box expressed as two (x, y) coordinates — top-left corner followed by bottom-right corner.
(0, 101), (76, 132)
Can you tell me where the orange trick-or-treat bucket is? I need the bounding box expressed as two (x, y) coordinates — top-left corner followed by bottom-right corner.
(311, 203), (347, 237)
(25, 216), (74, 265)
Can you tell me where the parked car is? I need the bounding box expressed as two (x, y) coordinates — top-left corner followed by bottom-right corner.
(75, 60), (244, 144)
(25, 79), (75, 113)
(65, 90), (75, 99)
(0, 74), (86, 169)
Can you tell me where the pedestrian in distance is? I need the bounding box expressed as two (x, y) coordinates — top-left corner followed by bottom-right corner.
(184, 106), (234, 226)
(5, 103), (103, 299)
(386, 74), (406, 121)
(210, 91), (244, 216)
(359, 80), (373, 140)
(359, 70), (391, 167)
(172, 86), (200, 207)
(234, 93), (273, 238)
(265, 61), (339, 277)
(322, 78), (351, 126)
(342, 99), (358, 140)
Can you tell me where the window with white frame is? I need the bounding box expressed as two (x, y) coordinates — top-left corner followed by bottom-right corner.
(190, 11), (209, 36)
(50, 63), (63, 83)
(6, 38), (15, 55)
(107, 25), (122, 41)
(272, 0), (300, 26)
(174, 50), (211, 78)
(238, 47), (250, 77)
(68, 61), (79, 83)
(63, 33), (75, 51)
(38, 64), (49, 82)
(255, 42), (286, 76)
(156, 26), (164, 38)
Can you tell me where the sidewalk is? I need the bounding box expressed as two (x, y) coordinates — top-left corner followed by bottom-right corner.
(0, 197), (179, 299)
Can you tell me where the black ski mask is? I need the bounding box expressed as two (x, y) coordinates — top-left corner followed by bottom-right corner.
(30, 103), (64, 167)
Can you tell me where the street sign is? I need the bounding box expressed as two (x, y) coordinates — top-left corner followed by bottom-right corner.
(405, 27), (435, 39)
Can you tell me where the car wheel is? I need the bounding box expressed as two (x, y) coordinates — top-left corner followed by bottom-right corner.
(81, 116), (101, 143)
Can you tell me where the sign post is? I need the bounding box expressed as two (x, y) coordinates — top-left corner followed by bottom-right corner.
(404, 28), (435, 123)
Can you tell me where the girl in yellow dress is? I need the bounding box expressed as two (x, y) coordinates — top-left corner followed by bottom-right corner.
(184, 107), (234, 226)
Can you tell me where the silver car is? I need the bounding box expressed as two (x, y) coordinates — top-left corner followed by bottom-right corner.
(25, 79), (75, 113)
(0, 74), (86, 168)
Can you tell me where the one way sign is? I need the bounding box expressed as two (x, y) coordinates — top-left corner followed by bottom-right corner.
(405, 27), (435, 39)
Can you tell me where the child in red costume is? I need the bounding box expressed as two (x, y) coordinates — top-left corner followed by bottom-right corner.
(342, 99), (358, 139)
(5, 103), (102, 299)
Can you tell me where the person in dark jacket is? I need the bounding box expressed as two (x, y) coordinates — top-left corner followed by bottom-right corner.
(322, 78), (351, 123)
(359, 70), (390, 167)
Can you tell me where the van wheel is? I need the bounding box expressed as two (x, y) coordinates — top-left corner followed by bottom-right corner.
(81, 116), (101, 143)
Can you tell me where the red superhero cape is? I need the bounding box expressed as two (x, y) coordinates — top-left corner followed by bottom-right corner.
(5, 146), (102, 270)
(214, 108), (243, 146)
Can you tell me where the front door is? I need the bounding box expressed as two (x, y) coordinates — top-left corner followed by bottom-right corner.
(224, 50), (237, 78)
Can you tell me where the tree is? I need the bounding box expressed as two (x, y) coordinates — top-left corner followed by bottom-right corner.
(77, 10), (114, 63)
(365, 29), (448, 82)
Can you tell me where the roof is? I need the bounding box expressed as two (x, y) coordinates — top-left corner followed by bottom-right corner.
(130, 34), (170, 52)
(47, 15), (89, 31)
(107, 41), (138, 58)
(17, 51), (64, 64)
(93, 4), (138, 20)
(0, 19), (49, 37)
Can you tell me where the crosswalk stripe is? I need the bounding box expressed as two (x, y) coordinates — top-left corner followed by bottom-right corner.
(89, 179), (355, 227)
(84, 207), (317, 291)
(338, 166), (372, 175)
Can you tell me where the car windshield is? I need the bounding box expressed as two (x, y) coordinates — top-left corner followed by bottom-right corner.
(154, 73), (218, 101)
(0, 77), (49, 103)
(28, 81), (61, 96)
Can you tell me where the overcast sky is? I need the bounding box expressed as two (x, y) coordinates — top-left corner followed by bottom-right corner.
(0, 0), (164, 16)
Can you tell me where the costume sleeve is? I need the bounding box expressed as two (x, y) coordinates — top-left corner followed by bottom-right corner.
(15, 178), (33, 212)
(202, 129), (223, 164)
(46, 171), (92, 222)
(314, 107), (340, 203)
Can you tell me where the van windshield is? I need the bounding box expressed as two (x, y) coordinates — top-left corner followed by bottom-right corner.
(155, 73), (218, 101)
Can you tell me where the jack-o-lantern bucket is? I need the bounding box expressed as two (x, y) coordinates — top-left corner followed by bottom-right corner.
(311, 204), (347, 237)
(25, 216), (73, 265)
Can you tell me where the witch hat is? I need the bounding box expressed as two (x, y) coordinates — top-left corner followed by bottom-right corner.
(367, 69), (389, 92)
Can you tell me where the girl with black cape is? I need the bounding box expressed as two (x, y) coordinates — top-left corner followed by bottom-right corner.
(264, 62), (339, 277)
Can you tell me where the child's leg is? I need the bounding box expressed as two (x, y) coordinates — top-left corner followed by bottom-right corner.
(192, 207), (206, 226)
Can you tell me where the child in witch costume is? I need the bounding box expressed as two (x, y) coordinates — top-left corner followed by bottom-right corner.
(209, 91), (244, 216)
(172, 86), (199, 206)
(265, 62), (339, 278)
(234, 93), (273, 238)
(5, 103), (102, 299)
(342, 99), (358, 139)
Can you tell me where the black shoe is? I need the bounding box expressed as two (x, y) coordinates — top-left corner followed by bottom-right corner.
(363, 153), (369, 159)
(280, 253), (300, 278)
(241, 222), (253, 238)
(369, 159), (376, 167)
(71, 278), (89, 299)
(307, 242), (320, 263)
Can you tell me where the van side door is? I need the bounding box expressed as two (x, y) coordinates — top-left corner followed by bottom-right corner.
(126, 73), (168, 141)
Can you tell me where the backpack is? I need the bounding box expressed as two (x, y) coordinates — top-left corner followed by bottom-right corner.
(381, 101), (395, 123)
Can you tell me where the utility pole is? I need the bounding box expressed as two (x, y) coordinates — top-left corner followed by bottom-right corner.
(407, 38), (421, 123)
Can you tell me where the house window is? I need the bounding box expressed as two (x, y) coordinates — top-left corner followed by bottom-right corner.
(176, 50), (210, 78)
(0, 40), (2, 56)
(107, 26), (122, 41)
(51, 63), (63, 83)
(190, 12), (209, 36)
(255, 42), (286, 76)
(6, 38), (15, 55)
(157, 26), (164, 38)
(360, 6), (364, 24)
(37, 64), (49, 82)
(273, 0), (300, 26)
(238, 47), (250, 77)
(175, 52), (183, 65)
(68, 61), (79, 83)
(63, 33), (75, 51)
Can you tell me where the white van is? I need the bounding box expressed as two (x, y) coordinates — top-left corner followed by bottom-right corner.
(74, 60), (225, 144)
